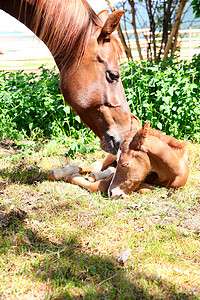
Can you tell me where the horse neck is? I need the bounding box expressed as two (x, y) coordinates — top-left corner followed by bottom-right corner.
(0, 0), (100, 70)
(0, 0), (36, 31)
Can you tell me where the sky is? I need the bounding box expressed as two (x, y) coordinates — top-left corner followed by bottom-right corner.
(0, 0), (117, 33)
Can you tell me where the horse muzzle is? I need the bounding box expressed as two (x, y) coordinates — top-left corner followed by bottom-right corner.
(100, 129), (124, 155)
(108, 186), (127, 199)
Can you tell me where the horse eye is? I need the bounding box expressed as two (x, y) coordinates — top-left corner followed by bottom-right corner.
(106, 70), (120, 83)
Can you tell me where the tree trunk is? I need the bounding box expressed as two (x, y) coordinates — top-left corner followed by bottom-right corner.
(157, 0), (172, 61)
(128, 0), (143, 61)
(163, 0), (188, 59)
(145, 0), (157, 60)
(171, 17), (181, 55)
(105, 0), (133, 60)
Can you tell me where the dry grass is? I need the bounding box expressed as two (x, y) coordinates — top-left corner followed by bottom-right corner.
(0, 140), (200, 299)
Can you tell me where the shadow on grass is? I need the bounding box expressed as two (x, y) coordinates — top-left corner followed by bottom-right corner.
(0, 214), (196, 300)
(0, 161), (46, 185)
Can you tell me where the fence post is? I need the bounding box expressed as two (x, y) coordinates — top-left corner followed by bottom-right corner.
(189, 26), (192, 61)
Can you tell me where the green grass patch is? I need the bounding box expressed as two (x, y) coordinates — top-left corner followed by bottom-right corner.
(0, 140), (199, 299)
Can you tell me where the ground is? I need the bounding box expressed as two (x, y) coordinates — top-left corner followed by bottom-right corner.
(0, 139), (200, 299)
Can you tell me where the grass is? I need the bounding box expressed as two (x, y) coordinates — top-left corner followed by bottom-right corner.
(0, 138), (200, 299)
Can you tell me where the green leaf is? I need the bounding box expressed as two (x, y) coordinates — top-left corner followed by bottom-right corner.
(79, 144), (87, 154)
(157, 122), (162, 130)
(64, 106), (70, 115)
(75, 116), (81, 123)
(168, 86), (174, 96)
(194, 107), (200, 115)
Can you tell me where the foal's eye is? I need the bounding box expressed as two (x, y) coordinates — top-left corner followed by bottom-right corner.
(120, 161), (129, 168)
(106, 70), (120, 83)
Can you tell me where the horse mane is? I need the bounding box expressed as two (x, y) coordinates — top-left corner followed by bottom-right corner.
(148, 127), (187, 150)
(29, 0), (102, 70)
(22, 0), (123, 72)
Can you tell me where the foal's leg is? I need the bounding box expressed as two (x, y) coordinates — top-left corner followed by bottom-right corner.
(134, 182), (154, 193)
(101, 153), (117, 170)
(88, 167), (116, 182)
(79, 160), (104, 174)
(64, 173), (114, 194)
(80, 153), (117, 174)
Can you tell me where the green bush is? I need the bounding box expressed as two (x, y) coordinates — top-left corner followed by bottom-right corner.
(0, 67), (84, 139)
(121, 56), (200, 142)
(0, 57), (200, 142)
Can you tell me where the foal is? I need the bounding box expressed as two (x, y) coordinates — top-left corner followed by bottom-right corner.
(108, 121), (189, 198)
(48, 121), (189, 198)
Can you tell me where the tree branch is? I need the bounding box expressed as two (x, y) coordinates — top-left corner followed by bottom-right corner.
(163, 0), (188, 59)
(105, 0), (133, 60)
(128, 0), (144, 61)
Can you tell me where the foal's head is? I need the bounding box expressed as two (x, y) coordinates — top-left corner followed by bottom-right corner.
(60, 9), (132, 154)
(109, 121), (150, 198)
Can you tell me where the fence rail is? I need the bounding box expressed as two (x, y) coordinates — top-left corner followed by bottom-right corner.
(113, 27), (200, 60)
(0, 27), (200, 69)
(0, 33), (53, 69)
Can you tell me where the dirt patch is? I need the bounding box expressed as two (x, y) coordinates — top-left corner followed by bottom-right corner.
(0, 207), (27, 228)
(0, 139), (21, 156)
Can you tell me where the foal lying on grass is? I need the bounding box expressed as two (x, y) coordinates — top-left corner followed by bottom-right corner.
(47, 121), (189, 198)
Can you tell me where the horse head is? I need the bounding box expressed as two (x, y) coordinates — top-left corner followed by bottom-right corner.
(0, 0), (131, 155)
(108, 121), (150, 198)
(59, 10), (132, 154)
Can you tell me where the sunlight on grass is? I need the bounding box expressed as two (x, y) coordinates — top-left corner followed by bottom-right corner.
(0, 141), (200, 299)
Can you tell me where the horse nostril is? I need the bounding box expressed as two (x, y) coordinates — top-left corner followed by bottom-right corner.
(101, 129), (123, 154)
(108, 186), (127, 199)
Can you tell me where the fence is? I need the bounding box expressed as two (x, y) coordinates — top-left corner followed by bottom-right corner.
(0, 27), (200, 70)
(0, 33), (54, 70)
(114, 27), (200, 61)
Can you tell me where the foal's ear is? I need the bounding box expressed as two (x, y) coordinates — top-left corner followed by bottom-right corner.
(98, 10), (109, 24)
(130, 115), (141, 136)
(143, 120), (150, 137)
(98, 10), (124, 43)
(129, 122), (150, 150)
(129, 149), (135, 157)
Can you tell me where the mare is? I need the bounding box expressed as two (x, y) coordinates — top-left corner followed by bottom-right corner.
(49, 120), (189, 198)
(0, 0), (132, 154)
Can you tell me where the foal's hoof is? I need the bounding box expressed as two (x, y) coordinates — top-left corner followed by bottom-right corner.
(47, 171), (56, 181)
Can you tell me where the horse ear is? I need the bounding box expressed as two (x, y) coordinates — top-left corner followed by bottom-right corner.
(129, 149), (135, 157)
(143, 120), (150, 137)
(129, 123), (148, 151)
(130, 115), (141, 136)
(98, 10), (109, 24)
(98, 10), (124, 43)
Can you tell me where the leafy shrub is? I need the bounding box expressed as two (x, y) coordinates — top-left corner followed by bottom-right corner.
(0, 58), (200, 143)
(121, 57), (200, 142)
(0, 67), (85, 139)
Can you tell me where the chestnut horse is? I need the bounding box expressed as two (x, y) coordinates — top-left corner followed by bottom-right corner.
(48, 120), (189, 198)
(0, 0), (131, 154)
(108, 121), (189, 198)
